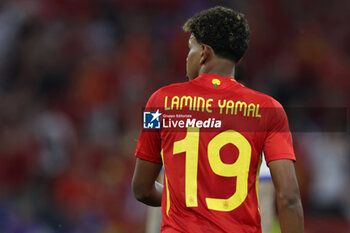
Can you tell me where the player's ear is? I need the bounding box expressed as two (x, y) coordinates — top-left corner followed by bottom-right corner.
(200, 44), (210, 64)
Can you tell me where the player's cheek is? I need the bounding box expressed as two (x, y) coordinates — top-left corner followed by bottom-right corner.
(188, 50), (197, 66)
(186, 52), (193, 72)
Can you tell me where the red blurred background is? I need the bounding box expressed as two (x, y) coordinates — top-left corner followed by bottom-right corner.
(0, 0), (349, 232)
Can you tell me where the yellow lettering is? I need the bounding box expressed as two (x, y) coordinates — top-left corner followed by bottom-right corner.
(206, 99), (213, 113)
(247, 103), (255, 117)
(172, 96), (180, 110)
(218, 99), (226, 114)
(197, 97), (205, 112)
(255, 104), (261, 118)
(226, 100), (235, 114)
(164, 96), (171, 110)
(235, 101), (247, 116)
(180, 96), (193, 110)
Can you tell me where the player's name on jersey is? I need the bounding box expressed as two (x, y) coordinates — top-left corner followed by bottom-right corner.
(164, 95), (262, 118)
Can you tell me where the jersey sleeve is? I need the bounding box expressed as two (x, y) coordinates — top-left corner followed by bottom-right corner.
(263, 99), (296, 164)
(134, 90), (162, 164)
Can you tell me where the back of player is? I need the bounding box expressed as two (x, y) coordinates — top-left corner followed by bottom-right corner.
(132, 6), (303, 233)
(138, 73), (294, 233)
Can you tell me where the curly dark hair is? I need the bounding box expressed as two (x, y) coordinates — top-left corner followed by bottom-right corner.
(183, 6), (251, 63)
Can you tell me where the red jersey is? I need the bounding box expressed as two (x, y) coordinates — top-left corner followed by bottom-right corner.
(135, 73), (295, 233)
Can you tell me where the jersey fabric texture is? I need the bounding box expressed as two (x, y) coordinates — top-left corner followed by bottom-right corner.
(135, 73), (295, 233)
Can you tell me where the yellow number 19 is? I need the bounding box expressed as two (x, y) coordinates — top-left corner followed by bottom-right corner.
(173, 128), (252, 212)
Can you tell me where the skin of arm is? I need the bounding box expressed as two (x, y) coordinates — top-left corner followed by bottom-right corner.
(269, 159), (304, 233)
(132, 158), (163, 206)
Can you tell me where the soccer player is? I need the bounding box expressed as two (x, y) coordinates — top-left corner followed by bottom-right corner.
(144, 158), (275, 233)
(132, 6), (304, 233)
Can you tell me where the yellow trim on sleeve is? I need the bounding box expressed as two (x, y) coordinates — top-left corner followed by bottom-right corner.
(161, 150), (170, 216)
(256, 155), (262, 214)
(164, 174), (170, 216)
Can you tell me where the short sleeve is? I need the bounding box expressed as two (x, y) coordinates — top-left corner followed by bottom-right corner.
(263, 99), (296, 164)
(134, 91), (162, 164)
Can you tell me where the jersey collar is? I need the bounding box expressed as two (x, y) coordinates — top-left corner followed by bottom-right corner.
(191, 73), (239, 90)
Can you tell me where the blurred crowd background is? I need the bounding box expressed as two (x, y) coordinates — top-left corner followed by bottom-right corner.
(0, 0), (349, 232)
